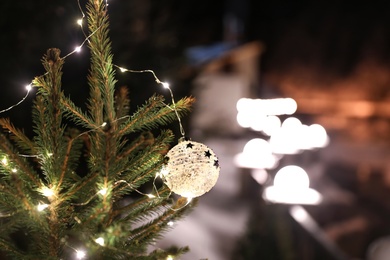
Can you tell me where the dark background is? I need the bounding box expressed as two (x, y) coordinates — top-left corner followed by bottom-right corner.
(3, 1), (390, 101)
(4, 1), (390, 113)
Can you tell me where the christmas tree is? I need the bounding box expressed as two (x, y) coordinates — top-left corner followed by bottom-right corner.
(0, 0), (203, 259)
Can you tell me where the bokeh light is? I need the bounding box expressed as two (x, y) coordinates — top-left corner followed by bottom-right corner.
(263, 165), (322, 205)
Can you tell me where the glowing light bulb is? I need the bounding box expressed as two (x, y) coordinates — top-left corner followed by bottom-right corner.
(167, 221), (174, 226)
(37, 203), (49, 212)
(101, 122), (107, 127)
(98, 188), (107, 196)
(41, 187), (55, 198)
(119, 67), (126, 72)
(77, 19), (83, 26)
(1, 157), (8, 165)
(11, 168), (17, 173)
(147, 194), (156, 199)
(75, 46), (82, 52)
(167, 255), (174, 260)
(95, 237), (105, 246)
(75, 249), (86, 259)
(161, 82), (170, 89)
(25, 84), (32, 92)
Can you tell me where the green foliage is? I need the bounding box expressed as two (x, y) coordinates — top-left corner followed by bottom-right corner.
(0, 0), (195, 259)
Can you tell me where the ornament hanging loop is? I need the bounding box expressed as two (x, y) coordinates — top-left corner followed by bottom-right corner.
(159, 81), (186, 138)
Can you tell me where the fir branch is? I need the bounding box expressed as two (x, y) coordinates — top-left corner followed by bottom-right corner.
(115, 132), (154, 162)
(121, 198), (171, 225)
(112, 186), (172, 221)
(128, 197), (196, 248)
(0, 118), (36, 155)
(0, 133), (40, 187)
(86, 75), (104, 124)
(0, 183), (28, 214)
(86, 0), (117, 124)
(114, 86), (130, 119)
(61, 95), (98, 129)
(57, 133), (83, 190)
(0, 237), (26, 259)
(120, 130), (173, 187)
(0, 0), (197, 258)
(61, 171), (99, 204)
(119, 95), (194, 135)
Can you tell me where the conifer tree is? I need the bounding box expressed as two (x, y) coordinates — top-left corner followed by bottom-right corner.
(0, 0), (196, 259)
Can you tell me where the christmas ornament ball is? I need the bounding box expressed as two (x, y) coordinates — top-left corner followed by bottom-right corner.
(161, 140), (220, 198)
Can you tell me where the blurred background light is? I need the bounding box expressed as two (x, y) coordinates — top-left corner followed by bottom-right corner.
(234, 138), (281, 169)
(263, 165), (322, 205)
(261, 115), (281, 136)
(236, 97), (297, 116)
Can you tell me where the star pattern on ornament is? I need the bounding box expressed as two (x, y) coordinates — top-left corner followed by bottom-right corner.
(213, 159), (219, 168)
(204, 150), (212, 158)
(186, 142), (194, 149)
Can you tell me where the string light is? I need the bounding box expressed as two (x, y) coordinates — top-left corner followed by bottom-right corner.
(0, 1), (94, 115)
(113, 180), (193, 211)
(1, 157), (8, 166)
(37, 203), (49, 212)
(167, 255), (174, 260)
(114, 180), (159, 198)
(161, 82), (170, 89)
(40, 186), (55, 198)
(0, 211), (16, 218)
(0, 83), (32, 115)
(3, 0), (190, 244)
(65, 243), (87, 260)
(25, 84), (32, 91)
(0, 1), (98, 115)
(95, 237), (105, 246)
(113, 64), (186, 137)
(98, 188), (108, 196)
(74, 216), (82, 224)
(75, 249), (86, 259)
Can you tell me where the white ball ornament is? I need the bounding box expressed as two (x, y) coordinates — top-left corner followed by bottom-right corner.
(161, 140), (220, 198)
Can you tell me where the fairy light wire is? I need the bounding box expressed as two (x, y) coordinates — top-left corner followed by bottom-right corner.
(114, 65), (186, 137)
(0, 0), (101, 115)
(61, 23), (103, 60)
(0, 85), (32, 115)
(114, 180), (159, 198)
(164, 84), (186, 138)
